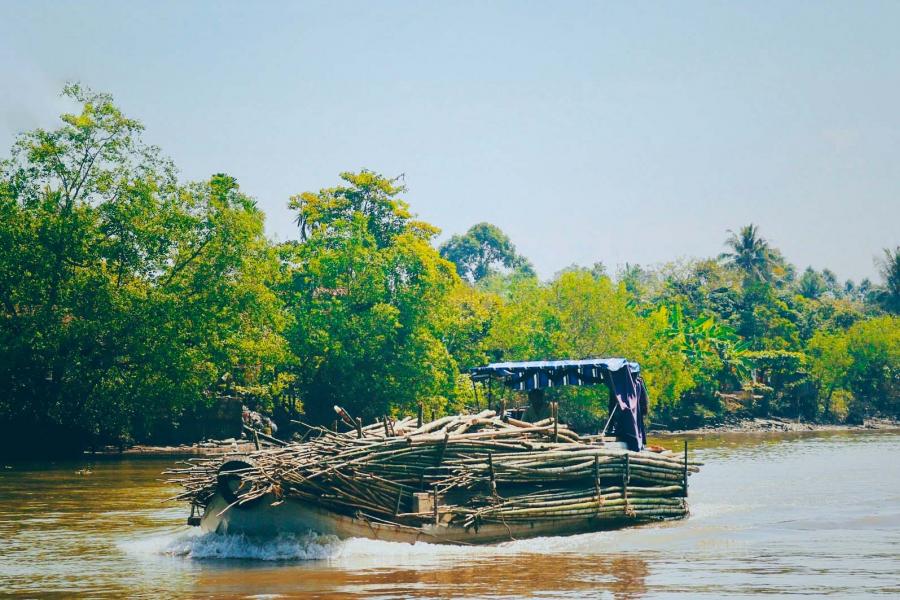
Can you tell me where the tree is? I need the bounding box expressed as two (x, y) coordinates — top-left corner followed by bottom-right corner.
(798, 267), (825, 299)
(719, 224), (774, 283)
(282, 171), (462, 424)
(872, 247), (900, 314)
(439, 222), (534, 282)
(0, 85), (288, 453)
(484, 271), (694, 427)
(809, 316), (899, 420)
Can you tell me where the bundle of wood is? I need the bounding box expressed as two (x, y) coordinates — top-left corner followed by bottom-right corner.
(166, 409), (700, 529)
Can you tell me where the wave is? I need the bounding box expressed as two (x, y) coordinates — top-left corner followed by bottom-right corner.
(121, 526), (624, 563)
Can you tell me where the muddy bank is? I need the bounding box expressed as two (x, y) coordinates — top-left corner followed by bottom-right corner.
(86, 438), (259, 457)
(85, 418), (900, 457)
(657, 417), (900, 435)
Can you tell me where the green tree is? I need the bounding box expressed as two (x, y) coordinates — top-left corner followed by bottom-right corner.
(798, 267), (826, 299)
(872, 247), (900, 314)
(0, 85), (288, 453)
(485, 271), (694, 427)
(439, 222), (534, 282)
(720, 224), (774, 283)
(282, 171), (461, 424)
(809, 316), (899, 420)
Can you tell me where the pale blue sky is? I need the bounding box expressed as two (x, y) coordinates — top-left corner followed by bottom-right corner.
(1, 1), (897, 282)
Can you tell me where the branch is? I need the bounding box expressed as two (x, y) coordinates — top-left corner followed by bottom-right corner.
(161, 236), (212, 287)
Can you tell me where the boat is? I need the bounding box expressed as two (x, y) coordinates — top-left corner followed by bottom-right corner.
(170, 358), (699, 545)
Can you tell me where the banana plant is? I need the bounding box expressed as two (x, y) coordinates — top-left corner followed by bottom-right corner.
(657, 303), (752, 381)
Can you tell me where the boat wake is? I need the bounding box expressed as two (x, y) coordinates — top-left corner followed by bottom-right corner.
(122, 526), (619, 563)
(119, 528), (350, 561)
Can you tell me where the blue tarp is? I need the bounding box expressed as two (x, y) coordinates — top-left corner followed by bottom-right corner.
(470, 358), (646, 451)
(469, 358), (640, 391)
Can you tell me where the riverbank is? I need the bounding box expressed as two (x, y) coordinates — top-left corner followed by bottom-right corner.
(81, 417), (900, 458)
(657, 416), (900, 435)
(86, 438), (258, 457)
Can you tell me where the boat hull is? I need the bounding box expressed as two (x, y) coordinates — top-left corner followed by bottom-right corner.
(199, 492), (662, 545)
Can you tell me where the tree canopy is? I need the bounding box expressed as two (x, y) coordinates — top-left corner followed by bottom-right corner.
(1, 86), (898, 455)
(439, 222), (534, 282)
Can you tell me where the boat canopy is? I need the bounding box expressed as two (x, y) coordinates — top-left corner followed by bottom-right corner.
(470, 358), (640, 391)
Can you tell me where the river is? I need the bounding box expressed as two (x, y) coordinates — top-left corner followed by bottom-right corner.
(1, 430), (898, 599)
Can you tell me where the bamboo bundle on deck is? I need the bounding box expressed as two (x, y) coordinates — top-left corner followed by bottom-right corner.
(166, 408), (700, 530)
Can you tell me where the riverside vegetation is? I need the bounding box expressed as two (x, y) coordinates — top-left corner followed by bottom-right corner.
(1, 86), (898, 455)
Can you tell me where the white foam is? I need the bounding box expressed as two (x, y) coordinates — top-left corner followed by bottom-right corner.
(122, 527), (631, 564)
(164, 530), (344, 561)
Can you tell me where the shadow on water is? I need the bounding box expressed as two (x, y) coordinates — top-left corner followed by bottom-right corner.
(173, 550), (651, 600)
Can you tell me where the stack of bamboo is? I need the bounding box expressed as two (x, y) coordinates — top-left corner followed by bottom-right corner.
(166, 409), (700, 529)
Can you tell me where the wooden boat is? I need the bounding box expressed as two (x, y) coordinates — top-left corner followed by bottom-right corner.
(200, 487), (640, 544)
(174, 359), (698, 545)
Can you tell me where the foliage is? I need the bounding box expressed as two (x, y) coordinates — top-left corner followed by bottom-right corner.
(872, 247), (900, 314)
(808, 316), (899, 420)
(719, 224), (775, 283)
(483, 271), (694, 428)
(280, 171), (462, 424)
(0, 85), (289, 452)
(2, 87), (898, 454)
(439, 222), (534, 282)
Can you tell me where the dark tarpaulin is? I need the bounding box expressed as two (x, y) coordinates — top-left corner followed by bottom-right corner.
(605, 367), (647, 452)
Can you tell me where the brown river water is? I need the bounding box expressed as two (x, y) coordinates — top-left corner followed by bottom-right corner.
(1, 430), (898, 599)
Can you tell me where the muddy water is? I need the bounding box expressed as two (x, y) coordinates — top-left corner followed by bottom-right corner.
(1, 431), (898, 599)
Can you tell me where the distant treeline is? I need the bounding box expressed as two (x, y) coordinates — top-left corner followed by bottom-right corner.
(1, 86), (898, 454)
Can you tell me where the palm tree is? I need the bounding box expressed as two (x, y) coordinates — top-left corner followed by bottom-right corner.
(719, 224), (774, 282)
(872, 246), (900, 314)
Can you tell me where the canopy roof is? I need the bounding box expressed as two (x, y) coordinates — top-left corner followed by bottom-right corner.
(470, 358), (640, 391)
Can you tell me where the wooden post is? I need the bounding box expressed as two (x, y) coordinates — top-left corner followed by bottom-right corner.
(382, 416), (390, 437)
(623, 453), (630, 515)
(593, 454), (601, 509)
(355, 417), (363, 439)
(252, 429), (260, 451)
(417, 403), (424, 428)
(432, 485), (439, 525)
(500, 398), (506, 420)
(552, 401), (559, 442)
(435, 430), (449, 467)
(683, 439), (689, 498)
(394, 488), (402, 516)
(487, 451), (497, 497)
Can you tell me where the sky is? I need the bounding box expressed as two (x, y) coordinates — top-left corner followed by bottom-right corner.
(1, 1), (897, 283)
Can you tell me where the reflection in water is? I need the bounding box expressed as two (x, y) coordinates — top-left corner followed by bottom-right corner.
(1, 430), (898, 598)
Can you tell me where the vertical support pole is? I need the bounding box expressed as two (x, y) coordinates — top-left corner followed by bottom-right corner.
(332, 419), (339, 433)
(488, 451), (497, 497)
(382, 416), (390, 437)
(252, 429), (260, 451)
(432, 485), (439, 525)
(417, 403), (424, 428)
(593, 454), (601, 507)
(683, 439), (689, 498)
(355, 417), (363, 439)
(394, 488), (402, 516)
(487, 378), (493, 412)
(552, 402), (559, 442)
(623, 453), (630, 515)
(435, 430), (449, 466)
